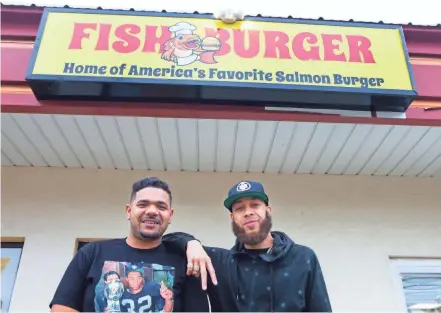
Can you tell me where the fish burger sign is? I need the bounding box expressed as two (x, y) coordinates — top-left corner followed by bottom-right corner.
(26, 8), (417, 111)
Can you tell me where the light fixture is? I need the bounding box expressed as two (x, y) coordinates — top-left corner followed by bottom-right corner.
(213, 8), (245, 24)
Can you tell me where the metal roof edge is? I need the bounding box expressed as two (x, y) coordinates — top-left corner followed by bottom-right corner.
(1, 2), (440, 28)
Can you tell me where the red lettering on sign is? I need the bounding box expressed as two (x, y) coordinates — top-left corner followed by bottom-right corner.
(142, 26), (170, 53)
(264, 31), (291, 59)
(292, 32), (320, 61)
(232, 29), (260, 58)
(347, 35), (375, 63)
(66, 21), (377, 64)
(113, 24), (141, 53)
(68, 23), (97, 49)
(322, 34), (346, 61)
(95, 23), (112, 50)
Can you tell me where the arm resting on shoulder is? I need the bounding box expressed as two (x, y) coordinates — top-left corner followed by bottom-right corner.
(162, 232), (231, 261)
(163, 232), (232, 289)
(162, 232), (198, 252)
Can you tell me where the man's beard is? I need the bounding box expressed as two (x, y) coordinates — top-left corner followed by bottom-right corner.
(232, 211), (272, 246)
(131, 214), (164, 241)
(139, 229), (162, 240)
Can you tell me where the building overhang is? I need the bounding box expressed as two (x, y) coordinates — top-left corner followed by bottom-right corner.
(2, 111), (441, 178)
(2, 6), (441, 118)
(1, 5), (440, 178)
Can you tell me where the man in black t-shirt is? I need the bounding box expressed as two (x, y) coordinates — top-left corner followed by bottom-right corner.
(49, 177), (213, 312)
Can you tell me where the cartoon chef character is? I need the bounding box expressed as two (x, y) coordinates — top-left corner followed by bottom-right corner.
(161, 22), (220, 66)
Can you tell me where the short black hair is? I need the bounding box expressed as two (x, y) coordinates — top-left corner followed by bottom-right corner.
(130, 177), (172, 205)
(103, 270), (120, 282)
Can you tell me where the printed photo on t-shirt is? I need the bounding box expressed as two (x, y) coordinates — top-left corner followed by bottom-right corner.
(94, 261), (175, 313)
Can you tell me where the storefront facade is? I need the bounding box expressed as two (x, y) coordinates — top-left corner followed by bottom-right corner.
(1, 4), (441, 312)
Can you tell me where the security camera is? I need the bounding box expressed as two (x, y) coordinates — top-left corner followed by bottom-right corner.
(213, 8), (245, 24)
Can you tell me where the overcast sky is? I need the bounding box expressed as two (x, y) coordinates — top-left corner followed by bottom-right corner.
(3, 0), (441, 26)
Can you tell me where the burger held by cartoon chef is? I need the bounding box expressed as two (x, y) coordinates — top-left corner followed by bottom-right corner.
(161, 21), (222, 66)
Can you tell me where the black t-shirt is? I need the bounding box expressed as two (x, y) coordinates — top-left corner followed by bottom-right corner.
(50, 238), (209, 312)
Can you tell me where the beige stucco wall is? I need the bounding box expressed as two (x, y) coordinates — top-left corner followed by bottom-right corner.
(1, 166), (441, 312)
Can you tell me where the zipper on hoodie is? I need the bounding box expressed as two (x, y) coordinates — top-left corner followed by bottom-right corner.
(269, 263), (274, 312)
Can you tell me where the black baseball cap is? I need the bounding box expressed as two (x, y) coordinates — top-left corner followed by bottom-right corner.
(126, 263), (145, 276)
(224, 181), (269, 211)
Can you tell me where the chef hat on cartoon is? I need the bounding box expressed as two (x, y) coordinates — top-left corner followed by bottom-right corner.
(169, 22), (197, 38)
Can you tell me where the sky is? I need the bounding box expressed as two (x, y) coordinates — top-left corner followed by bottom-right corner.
(2, 0), (441, 26)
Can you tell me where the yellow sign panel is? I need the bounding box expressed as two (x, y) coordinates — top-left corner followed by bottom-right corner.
(27, 8), (416, 95)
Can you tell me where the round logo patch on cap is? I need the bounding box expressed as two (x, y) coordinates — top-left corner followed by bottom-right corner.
(236, 181), (251, 192)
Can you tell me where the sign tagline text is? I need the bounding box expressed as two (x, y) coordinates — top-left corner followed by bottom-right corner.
(63, 62), (386, 88)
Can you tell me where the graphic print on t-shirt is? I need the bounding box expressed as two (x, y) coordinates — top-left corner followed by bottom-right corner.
(94, 261), (175, 313)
